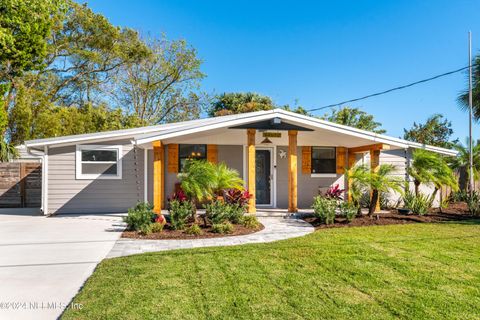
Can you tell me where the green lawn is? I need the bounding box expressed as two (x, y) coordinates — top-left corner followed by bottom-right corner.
(63, 221), (480, 320)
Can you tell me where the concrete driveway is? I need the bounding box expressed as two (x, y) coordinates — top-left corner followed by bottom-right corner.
(0, 213), (125, 320)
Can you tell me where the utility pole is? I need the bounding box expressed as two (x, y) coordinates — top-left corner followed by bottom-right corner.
(469, 31), (474, 194)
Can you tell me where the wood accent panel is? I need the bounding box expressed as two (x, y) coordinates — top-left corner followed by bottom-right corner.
(247, 129), (256, 213)
(167, 144), (179, 173)
(207, 145), (218, 164)
(370, 149), (381, 212)
(348, 143), (390, 154)
(288, 130), (298, 213)
(153, 141), (164, 213)
(336, 147), (346, 174)
(301, 146), (312, 174)
(0, 162), (41, 208)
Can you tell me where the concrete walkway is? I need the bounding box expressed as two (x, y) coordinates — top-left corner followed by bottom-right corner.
(108, 216), (314, 258)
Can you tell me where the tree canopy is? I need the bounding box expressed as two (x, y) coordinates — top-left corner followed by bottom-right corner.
(1, 0), (205, 149)
(321, 107), (386, 134)
(208, 92), (275, 117)
(403, 114), (456, 149)
(458, 55), (480, 120)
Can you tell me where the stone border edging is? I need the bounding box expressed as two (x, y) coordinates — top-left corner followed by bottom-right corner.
(107, 217), (314, 258)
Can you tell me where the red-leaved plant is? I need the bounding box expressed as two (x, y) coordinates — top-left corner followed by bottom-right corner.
(167, 189), (188, 203)
(324, 184), (345, 200)
(223, 188), (251, 207)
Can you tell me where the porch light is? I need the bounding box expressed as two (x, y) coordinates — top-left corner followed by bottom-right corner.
(261, 137), (272, 144)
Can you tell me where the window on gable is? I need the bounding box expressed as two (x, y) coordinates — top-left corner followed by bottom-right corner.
(76, 145), (122, 179)
(311, 147), (336, 174)
(178, 144), (207, 171)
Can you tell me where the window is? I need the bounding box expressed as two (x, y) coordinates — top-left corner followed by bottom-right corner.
(76, 145), (122, 179)
(311, 147), (336, 174)
(179, 144), (207, 171)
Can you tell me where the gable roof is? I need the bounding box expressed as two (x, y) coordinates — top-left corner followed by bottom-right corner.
(22, 108), (458, 156)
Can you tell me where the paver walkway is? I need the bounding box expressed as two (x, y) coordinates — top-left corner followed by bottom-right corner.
(108, 216), (314, 258)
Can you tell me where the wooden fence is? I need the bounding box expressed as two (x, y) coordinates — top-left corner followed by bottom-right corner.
(0, 162), (42, 208)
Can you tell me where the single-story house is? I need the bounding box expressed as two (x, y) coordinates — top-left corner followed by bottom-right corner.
(18, 108), (457, 215)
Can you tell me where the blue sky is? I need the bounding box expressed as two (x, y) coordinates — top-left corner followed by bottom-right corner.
(85, 0), (480, 141)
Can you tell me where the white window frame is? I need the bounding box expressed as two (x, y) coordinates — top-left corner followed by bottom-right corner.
(76, 144), (123, 180)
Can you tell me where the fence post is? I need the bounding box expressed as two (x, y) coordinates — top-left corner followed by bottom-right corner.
(20, 163), (26, 208)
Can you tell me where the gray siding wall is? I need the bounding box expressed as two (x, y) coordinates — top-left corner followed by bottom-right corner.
(363, 148), (440, 207)
(276, 146), (346, 208)
(48, 140), (144, 214)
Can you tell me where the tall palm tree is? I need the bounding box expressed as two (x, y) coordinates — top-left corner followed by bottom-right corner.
(449, 138), (480, 190)
(368, 164), (403, 216)
(408, 149), (458, 197)
(458, 55), (480, 120)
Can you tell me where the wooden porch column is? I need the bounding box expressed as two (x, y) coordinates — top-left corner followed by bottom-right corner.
(370, 149), (381, 212)
(288, 130), (298, 213)
(247, 129), (256, 213)
(347, 151), (356, 203)
(153, 141), (164, 214)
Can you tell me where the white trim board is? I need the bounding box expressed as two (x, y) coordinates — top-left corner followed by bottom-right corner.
(75, 144), (123, 180)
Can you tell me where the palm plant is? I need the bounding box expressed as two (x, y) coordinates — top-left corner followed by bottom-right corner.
(408, 149), (459, 198)
(368, 164), (403, 216)
(347, 165), (370, 213)
(212, 163), (244, 196)
(177, 160), (216, 220)
(448, 138), (480, 190)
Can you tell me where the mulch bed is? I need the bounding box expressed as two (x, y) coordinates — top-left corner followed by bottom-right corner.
(303, 202), (479, 230)
(122, 222), (264, 240)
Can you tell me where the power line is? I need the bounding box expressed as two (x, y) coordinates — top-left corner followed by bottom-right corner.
(307, 65), (472, 113)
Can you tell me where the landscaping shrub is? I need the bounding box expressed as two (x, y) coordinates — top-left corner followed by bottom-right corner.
(339, 201), (357, 222)
(150, 222), (165, 233)
(169, 199), (194, 230)
(212, 222), (234, 234)
(139, 223), (153, 235)
(312, 196), (337, 225)
(123, 202), (155, 231)
(403, 190), (432, 215)
(205, 200), (246, 224)
(450, 190), (469, 203)
(242, 215), (260, 229)
(223, 188), (250, 207)
(185, 224), (202, 235)
(359, 191), (372, 208)
(466, 192), (480, 216)
(324, 184), (344, 200)
(204, 200), (230, 224)
(224, 203), (245, 224)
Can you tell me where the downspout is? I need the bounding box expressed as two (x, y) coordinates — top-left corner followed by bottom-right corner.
(43, 146), (49, 215)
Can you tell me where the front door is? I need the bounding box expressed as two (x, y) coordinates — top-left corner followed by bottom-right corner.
(255, 149), (272, 205)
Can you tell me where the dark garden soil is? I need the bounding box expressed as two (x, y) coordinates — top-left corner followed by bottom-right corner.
(122, 222), (264, 240)
(303, 202), (479, 230)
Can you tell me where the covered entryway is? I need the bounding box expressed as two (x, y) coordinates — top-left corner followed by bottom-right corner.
(133, 109), (454, 215)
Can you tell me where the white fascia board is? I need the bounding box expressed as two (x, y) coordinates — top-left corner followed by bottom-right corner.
(274, 109), (458, 155)
(276, 112), (408, 148)
(22, 111), (272, 148)
(24, 127), (170, 148)
(134, 112), (276, 145)
(407, 142), (458, 156)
